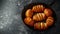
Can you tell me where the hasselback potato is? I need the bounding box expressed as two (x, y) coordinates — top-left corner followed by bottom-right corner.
(46, 17), (54, 26)
(25, 9), (33, 17)
(33, 13), (46, 21)
(32, 5), (45, 12)
(24, 17), (34, 27)
(44, 8), (52, 17)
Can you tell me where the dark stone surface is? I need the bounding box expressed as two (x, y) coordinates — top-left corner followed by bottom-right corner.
(0, 0), (60, 34)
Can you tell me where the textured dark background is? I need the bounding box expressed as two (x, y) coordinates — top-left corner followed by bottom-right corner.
(0, 0), (60, 34)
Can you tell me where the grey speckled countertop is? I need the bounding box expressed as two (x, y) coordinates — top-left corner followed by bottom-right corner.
(0, 0), (60, 34)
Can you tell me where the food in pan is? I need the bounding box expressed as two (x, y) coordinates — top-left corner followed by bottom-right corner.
(34, 22), (41, 30)
(46, 17), (54, 26)
(34, 22), (48, 30)
(44, 8), (52, 17)
(32, 5), (45, 12)
(23, 4), (54, 30)
(24, 17), (34, 27)
(25, 9), (33, 17)
(33, 13), (46, 21)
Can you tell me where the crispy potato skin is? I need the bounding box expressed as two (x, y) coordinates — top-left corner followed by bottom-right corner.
(34, 23), (41, 30)
(46, 17), (54, 26)
(33, 13), (46, 21)
(34, 22), (48, 30)
(25, 9), (33, 17)
(44, 8), (52, 17)
(24, 17), (34, 27)
(32, 5), (45, 12)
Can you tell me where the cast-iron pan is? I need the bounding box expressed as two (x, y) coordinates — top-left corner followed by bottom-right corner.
(21, 2), (57, 31)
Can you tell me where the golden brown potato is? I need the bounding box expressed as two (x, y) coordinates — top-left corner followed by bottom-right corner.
(34, 22), (48, 30)
(33, 13), (46, 21)
(32, 5), (44, 12)
(24, 17), (34, 26)
(34, 22), (41, 30)
(44, 8), (52, 17)
(25, 9), (33, 17)
(46, 17), (54, 26)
